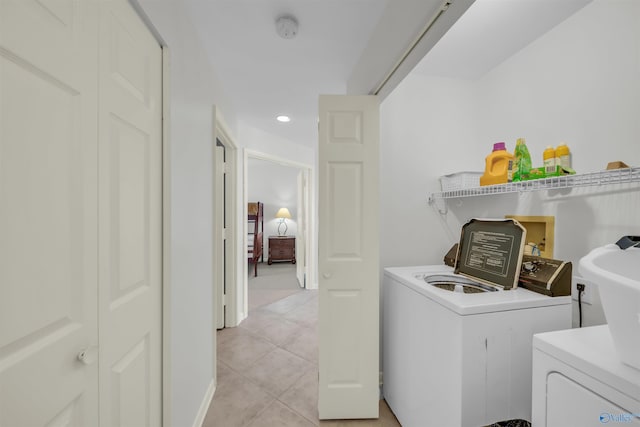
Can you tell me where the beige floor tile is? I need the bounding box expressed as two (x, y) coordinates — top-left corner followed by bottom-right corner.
(249, 288), (301, 311)
(218, 332), (277, 372)
(282, 325), (318, 364)
(212, 280), (349, 427)
(215, 359), (236, 386)
(238, 308), (282, 334)
(246, 400), (316, 427)
(379, 400), (401, 426)
(279, 367), (319, 425)
(251, 316), (306, 346)
(264, 290), (318, 315)
(203, 372), (275, 427)
(283, 300), (318, 329)
(243, 347), (312, 397)
(217, 324), (255, 347)
(317, 401), (401, 427)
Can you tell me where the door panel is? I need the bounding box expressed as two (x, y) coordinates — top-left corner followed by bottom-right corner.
(318, 95), (380, 419)
(98, 1), (162, 425)
(325, 290), (362, 382)
(326, 163), (362, 257)
(110, 116), (149, 298)
(0, 1), (99, 425)
(110, 338), (150, 427)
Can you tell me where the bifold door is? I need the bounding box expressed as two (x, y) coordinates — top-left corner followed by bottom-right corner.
(317, 95), (380, 420)
(0, 0), (163, 425)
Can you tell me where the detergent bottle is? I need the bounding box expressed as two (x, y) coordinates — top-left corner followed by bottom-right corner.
(543, 146), (556, 175)
(556, 143), (571, 170)
(480, 142), (514, 186)
(512, 138), (532, 182)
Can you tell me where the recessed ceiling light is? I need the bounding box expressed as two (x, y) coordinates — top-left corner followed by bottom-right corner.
(277, 115), (291, 123)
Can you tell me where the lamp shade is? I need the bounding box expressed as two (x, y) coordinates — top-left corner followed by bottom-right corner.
(275, 207), (292, 219)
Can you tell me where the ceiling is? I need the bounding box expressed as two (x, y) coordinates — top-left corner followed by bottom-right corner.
(413, 0), (592, 80)
(183, 0), (389, 147)
(181, 0), (592, 149)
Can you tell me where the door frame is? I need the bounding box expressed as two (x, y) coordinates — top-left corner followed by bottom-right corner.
(240, 149), (316, 321)
(296, 169), (310, 288)
(161, 46), (172, 427)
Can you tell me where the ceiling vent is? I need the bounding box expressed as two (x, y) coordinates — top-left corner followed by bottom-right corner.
(275, 15), (298, 39)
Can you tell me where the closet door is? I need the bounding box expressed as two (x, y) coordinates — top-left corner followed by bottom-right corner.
(0, 1), (99, 425)
(98, 0), (163, 425)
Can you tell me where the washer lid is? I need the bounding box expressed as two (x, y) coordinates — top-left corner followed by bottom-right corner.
(454, 218), (526, 290)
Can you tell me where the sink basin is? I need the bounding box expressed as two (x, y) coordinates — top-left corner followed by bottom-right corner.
(579, 244), (640, 370)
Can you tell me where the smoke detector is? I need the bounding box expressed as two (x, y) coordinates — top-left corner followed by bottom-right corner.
(275, 15), (298, 39)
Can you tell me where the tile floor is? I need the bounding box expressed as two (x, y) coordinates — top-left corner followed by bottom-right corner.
(203, 266), (401, 427)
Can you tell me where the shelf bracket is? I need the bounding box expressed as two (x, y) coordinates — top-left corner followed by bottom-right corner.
(428, 193), (448, 215)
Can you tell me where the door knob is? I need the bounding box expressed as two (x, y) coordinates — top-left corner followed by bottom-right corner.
(322, 272), (332, 279)
(77, 346), (98, 365)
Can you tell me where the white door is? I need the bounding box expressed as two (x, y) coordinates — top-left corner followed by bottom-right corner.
(318, 95), (380, 419)
(98, 1), (163, 425)
(216, 120), (238, 327)
(0, 1), (100, 425)
(214, 144), (225, 329)
(296, 170), (306, 287)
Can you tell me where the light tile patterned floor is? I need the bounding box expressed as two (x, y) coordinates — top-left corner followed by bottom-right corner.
(203, 266), (400, 427)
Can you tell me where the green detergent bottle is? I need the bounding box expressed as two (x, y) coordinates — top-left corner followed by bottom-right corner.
(512, 138), (532, 182)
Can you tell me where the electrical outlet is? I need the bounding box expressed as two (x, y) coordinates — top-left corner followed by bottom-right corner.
(572, 275), (595, 305)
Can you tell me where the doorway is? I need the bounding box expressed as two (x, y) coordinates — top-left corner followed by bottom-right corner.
(241, 150), (316, 322)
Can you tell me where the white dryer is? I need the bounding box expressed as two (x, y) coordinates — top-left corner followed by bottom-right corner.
(383, 266), (572, 427)
(532, 325), (640, 427)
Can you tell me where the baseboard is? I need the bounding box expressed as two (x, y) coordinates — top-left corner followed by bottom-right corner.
(193, 379), (216, 427)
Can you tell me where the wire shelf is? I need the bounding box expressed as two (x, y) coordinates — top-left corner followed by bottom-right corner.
(428, 166), (640, 203)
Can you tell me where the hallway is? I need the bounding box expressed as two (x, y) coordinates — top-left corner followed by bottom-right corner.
(203, 264), (400, 426)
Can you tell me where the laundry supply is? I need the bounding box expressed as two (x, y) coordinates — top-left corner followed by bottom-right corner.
(606, 160), (630, 170)
(512, 138), (532, 182)
(480, 142), (514, 186)
(556, 143), (571, 169)
(543, 146), (556, 175)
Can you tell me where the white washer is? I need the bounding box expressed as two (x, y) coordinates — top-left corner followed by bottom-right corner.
(383, 265), (572, 427)
(532, 325), (640, 427)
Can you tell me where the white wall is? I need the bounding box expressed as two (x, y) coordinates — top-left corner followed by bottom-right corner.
(248, 158), (299, 256)
(381, 0), (640, 328)
(239, 121), (316, 166)
(136, 2), (237, 426)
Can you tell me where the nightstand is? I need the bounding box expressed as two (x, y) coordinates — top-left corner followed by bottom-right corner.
(268, 236), (296, 264)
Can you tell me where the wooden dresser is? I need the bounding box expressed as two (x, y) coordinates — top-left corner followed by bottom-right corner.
(268, 236), (296, 264)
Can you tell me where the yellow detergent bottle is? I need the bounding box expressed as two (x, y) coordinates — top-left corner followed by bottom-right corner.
(480, 142), (514, 186)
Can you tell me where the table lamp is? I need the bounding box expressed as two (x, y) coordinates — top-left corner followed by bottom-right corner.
(275, 207), (292, 236)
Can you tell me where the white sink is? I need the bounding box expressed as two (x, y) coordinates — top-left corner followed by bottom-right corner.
(579, 244), (640, 370)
